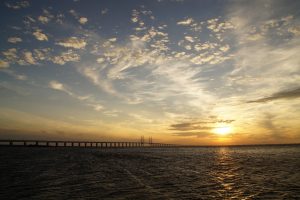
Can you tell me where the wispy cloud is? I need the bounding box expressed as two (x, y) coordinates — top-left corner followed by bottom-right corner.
(1, 69), (27, 80)
(247, 87), (300, 103)
(5, 1), (29, 10)
(7, 37), (22, 43)
(170, 119), (234, 131)
(0, 60), (9, 69)
(48, 80), (106, 113)
(172, 131), (211, 138)
(223, 1), (300, 102)
(49, 80), (71, 94)
(177, 18), (194, 25)
(170, 122), (212, 131)
(56, 37), (87, 49)
(101, 8), (108, 15)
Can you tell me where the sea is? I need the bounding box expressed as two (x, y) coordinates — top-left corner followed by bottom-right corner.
(0, 145), (300, 199)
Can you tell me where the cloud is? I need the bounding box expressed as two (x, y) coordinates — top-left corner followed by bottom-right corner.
(0, 60), (9, 69)
(224, 1), (300, 105)
(190, 51), (231, 65)
(177, 17), (202, 31)
(49, 80), (65, 90)
(38, 16), (50, 24)
(108, 38), (117, 42)
(170, 119), (234, 131)
(247, 87), (300, 103)
(88, 104), (104, 111)
(246, 33), (264, 41)
(37, 9), (54, 24)
(172, 131), (211, 138)
(23, 51), (37, 65)
(177, 18), (194, 25)
(79, 17), (88, 24)
(194, 42), (217, 51)
(102, 110), (120, 117)
(7, 37), (22, 43)
(51, 50), (80, 65)
(219, 44), (230, 52)
(56, 37), (87, 49)
(32, 29), (48, 41)
(2, 49), (39, 66)
(206, 18), (234, 33)
(78, 66), (117, 96)
(227, 38), (300, 99)
(101, 8), (108, 15)
(169, 118), (236, 139)
(96, 57), (105, 63)
(2, 48), (47, 66)
(170, 122), (211, 131)
(288, 26), (300, 36)
(131, 9), (139, 23)
(80, 25), (216, 110)
(0, 69), (27, 80)
(2, 48), (18, 62)
(184, 36), (195, 43)
(33, 48), (51, 61)
(48, 80), (73, 96)
(258, 113), (288, 140)
(69, 9), (79, 18)
(5, 1), (29, 9)
(48, 80), (106, 113)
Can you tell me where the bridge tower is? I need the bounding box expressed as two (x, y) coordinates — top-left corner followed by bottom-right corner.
(141, 135), (144, 145)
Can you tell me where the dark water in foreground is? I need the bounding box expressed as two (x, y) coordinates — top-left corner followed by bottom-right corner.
(0, 145), (300, 200)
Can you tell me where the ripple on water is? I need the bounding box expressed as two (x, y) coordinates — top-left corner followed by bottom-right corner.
(0, 145), (300, 199)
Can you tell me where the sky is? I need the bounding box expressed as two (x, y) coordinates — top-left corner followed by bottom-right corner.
(0, 0), (300, 145)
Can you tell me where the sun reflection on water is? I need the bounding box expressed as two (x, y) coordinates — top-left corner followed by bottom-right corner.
(211, 147), (244, 199)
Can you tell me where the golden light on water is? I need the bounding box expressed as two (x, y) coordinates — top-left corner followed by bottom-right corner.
(213, 126), (232, 136)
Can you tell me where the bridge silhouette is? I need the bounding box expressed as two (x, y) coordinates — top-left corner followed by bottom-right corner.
(0, 137), (176, 148)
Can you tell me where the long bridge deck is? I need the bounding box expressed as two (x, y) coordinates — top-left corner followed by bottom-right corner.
(0, 139), (175, 148)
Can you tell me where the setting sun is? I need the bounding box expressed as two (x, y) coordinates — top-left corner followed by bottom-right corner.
(213, 127), (232, 136)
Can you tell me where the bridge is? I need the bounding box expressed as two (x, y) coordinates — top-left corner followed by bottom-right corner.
(0, 139), (176, 148)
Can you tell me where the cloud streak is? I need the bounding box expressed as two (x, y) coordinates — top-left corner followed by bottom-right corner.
(5, 1), (29, 10)
(56, 37), (87, 49)
(170, 119), (234, 132)
(247, 87), (300, 103)
(8, 37), (22, 43)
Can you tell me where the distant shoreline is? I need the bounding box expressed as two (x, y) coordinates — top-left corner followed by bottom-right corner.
(0, 141), (299, 148)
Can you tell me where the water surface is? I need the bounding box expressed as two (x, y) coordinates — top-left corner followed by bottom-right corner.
(0, 145), (300, 199)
